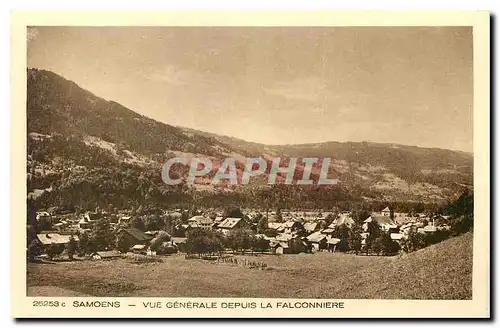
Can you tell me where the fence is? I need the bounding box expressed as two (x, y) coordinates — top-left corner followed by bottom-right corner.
(216, 256), (268, 270)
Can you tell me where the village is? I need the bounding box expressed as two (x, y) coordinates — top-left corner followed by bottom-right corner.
(28, 204), (455, 262)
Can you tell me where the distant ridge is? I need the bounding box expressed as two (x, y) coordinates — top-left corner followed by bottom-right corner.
(27, 68), (473, 209)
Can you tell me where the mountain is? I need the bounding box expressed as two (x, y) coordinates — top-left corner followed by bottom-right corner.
(26, 68), (473, 211)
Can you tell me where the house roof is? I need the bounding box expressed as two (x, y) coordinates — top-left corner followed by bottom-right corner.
(306, 232), (327, 243)
(121, 228), (152, 242)
(370, 215), (396, 226)
(282, 220), (298, 228)
(267, 222), (283, 230)
(95, 250), (121, 258)
(37, 233), (79, 245)
(321, 228), (335, 234)
(381, 206), (391, 212)
(188, 215), (213, 225)
(271, 241), (289, 249)
(37, 211), (51, 218)
(423, 225), (437, 233)
(330, 213), (355, 227)
(327, 237), (341, 245)
(276, 233), (294, 242)
(303, 222), (318, 232)
(390, 233), (405, 240)
(171, 237), (187, 244)
(217, 217), (242, 229)
(132, 244), (147, 250)
(254, 234), (272, 241)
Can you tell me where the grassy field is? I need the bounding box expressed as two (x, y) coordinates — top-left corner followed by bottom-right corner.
(27, 232), (473, 299)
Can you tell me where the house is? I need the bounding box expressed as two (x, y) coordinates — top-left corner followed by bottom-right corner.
(254, 234), (273, 241)
(116, 227), (153, 251)
(282, 220), (304, 234)
(171, 237), (188, 253)
(306, 232), (327, 251)
(274, 233), (307, 254)
(36, 233), (79, 246)
(303, 222), (319, 234)
(390, 233), (405, 244)
(91, 250), (121, 260)
(321, 228), (335, 236)
(380, 206), (391, 216)
(212, 216), (225, 228)
(187, 216), (213, 230)
(329, 213), (355, 228)
(52, 221), (69, 232)
(78, 217), (93, 230)
(118, 216), (132, 225)
(267, 222), (284, 232)
(270, 240), (290, 255)
(132, 244), (147, 254)
(360, 232), (370, 246)
(36, 211), (51, 222)
(217, 217), (248, 234)
(36, 233), (79, 253)
(368, 215), (398, 232)
(326, 237), (341, 252)
(423, 225), (437, 233)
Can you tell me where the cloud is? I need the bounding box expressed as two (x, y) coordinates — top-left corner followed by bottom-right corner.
(27, 27), (38, 43)
(144, 65), (199, 86)
(263, 77), (328, 102)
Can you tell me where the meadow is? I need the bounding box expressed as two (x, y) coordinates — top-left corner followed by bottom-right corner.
(27, 233), (472, 299)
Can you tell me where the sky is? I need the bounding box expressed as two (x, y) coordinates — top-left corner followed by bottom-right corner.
(27, 26), (473, 152)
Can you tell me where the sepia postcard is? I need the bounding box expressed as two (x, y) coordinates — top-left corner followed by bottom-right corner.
(11, 11), (490, 318)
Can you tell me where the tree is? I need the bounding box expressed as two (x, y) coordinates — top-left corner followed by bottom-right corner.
(77, 230), (90, 255)
(90, 219), (113, 251)
(256, 215), (268, 234)
(275, 208), (283, 223)
(223, 206), (244, 219)
(405, 229), (427, 252)
(452, 215), (473, 236)
(378, 232), (400, 256)
(186, 229), (223, 255)
(67, 235), (77, 260)
(27, 239), (40, 262)
(333, 224), (350, 252)
(130, 216), (145, 231)
(115, 232), (130, 253)
(149, 231), (171, 252)
(226, 229), (253, 253)
(372, 237), (382, 255)
(46, 244), (64, 260)
(351, 209), (370, 225)
(324, 212), (338, 229)
(364, 220), (382, 254)
(251, 235), (270, 253)
(348, 224), (362, 254)
(445, 189), (473, 217)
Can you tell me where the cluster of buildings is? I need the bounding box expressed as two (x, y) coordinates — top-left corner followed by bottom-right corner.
(31, 206), (452, 259)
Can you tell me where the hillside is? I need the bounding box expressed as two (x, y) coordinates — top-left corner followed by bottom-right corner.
(27, 233), (473, 299)
(26, 68), (473, 211)
(317, 232), (473, 299)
